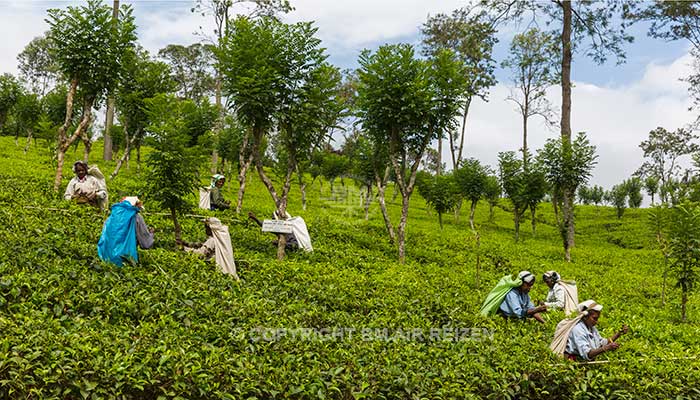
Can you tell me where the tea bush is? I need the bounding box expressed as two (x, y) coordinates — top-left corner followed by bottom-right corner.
(1, 137), (699, 399)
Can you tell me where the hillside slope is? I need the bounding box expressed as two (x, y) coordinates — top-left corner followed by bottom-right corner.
(1, 137), (699, 399)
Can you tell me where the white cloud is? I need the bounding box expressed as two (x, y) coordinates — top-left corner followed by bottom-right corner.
(450, 52), (696, 193)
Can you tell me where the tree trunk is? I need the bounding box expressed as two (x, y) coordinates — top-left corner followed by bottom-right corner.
(364, 184), (372, 220)
(561, 0), (574, 262)
(299, 175), (307, 211)
(397, 193), (410, 264)
(454, 198), (462, 223)
(375, 167), (395, 243)
(111, 131), (137, 180)
(456, 97), (472, 168)
(469, 199), (477, 231)
(437, 135), (442, 175)
(53, 77), (79, 192)
(235, 153), (254, 214)
(82, 128), (92, 162)
(682, 290), (687, 322)
(438, 212), (443, 229)
(24, 129), (33, 154)
(170, 206), (182, 242)
(522, 103), (529, 165)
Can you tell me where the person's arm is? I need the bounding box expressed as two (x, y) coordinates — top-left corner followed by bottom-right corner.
(135, 214), (155, 249)
(608, 324), (629, 343)
(248, 212), (263, 227)
(587, 342), (620, 360)
(63, 180), (76, 200)
(524, 295), (547, 323)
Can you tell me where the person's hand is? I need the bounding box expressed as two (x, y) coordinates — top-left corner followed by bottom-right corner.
(536, 305), (547, 313)
(606, 342), (621, 351)
(86, 192), (96, 200)
(620, 324), (629, 335)
(175, 238), (183, 246)
(148, 227), (155, 234)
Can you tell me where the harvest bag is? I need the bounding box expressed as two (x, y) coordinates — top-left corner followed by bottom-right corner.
(479, 275), (522, 316)
(97, 201), (140, 266)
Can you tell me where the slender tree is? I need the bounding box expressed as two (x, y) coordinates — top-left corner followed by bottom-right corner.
(484, 0), (633, 261)
(145, 94), (207, 242)
(421, 5), (497, 170)
(46, 0), (136, 192)
(501, 28), (559, 162)
(103, 0), (120, 161)
(454, 158), (489, 231)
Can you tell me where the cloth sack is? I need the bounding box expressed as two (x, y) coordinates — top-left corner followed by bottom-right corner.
(550, 313), (585, 356)
(198, 187), (212, 210)
(479, 275), (522, 316)
(97, 201), (139, 266)
(559, 280), (579, 315)
(207, 218), (240, 280)
(288, 217), (313, 252)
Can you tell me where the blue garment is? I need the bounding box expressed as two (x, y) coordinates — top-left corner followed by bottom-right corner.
(498, 287), (535, 319)
(565, 320), (608, 361)
(97, 201), (140, 266)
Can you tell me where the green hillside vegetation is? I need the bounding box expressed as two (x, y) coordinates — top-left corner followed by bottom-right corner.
(1, 137), (699, 398)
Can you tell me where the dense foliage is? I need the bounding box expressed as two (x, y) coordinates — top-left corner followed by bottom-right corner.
(1, 138), (700, 398)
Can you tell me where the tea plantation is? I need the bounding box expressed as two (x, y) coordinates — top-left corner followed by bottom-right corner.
(1, 136), (699, 399)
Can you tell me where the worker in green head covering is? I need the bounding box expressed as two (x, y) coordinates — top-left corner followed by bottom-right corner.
(209, 174), (230, 211)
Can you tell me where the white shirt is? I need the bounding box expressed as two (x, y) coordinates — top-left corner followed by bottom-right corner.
(63, 175), (107, 201)
(544, 282), (566, 310)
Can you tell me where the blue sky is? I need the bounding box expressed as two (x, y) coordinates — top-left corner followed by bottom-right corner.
(0, 0), (696, 196)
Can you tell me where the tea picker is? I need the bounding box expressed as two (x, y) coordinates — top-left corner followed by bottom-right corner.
(551, 300), (629, 361)
(97, 196), (155, 266)
(479, 271), (547, 323)
(178, 217), (240, 280)
(63, 161), (109, 210)
(248, 210), (313, 252)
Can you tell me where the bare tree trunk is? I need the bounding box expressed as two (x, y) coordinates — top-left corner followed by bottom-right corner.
(682, 291), (687, 322)
(24, 129), (33, 154)
(375, 167), (395, 243)
(299, 173), (307, 211)
(364, 184), (372, 220)
(82, 128), (92, 162)
(53, 77), (79, 192)
(235, 153), (254, 214)
(111, 131), (137, 180)
(456, 97), (472, 168)
(170, 206), (182, 242)
(438, 212), (443, 229)
(561, 0), (574, 262)
(469, 199), (477, 231)
(437, 136), (442, 175)
(102, 0), (119, 161)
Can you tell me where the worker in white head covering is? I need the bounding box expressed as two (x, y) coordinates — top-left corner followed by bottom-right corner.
(542, 270), (579, 314)
(181, 217), (239, 280)
(552, 300), (629, 360)
(498, 271), (547, 323)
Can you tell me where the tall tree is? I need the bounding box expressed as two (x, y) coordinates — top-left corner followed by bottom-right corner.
(482, 174), (500, 222)
(111, 48), (175, 179)
(536, 132), (597, 258)
(501, 28), (559, 162)
(454, 158), (489, 231)
(357, 45), (468, 263)
(158, 44), (215, 103)
(626, 177), (643, 208)
(17, 35), (59, 96)
(637, 127), (699, 204)
(484, 0), (633, 261)
(102, 0), (120, 162)
(0, 74), (22, 135)
(218, 17), (339, 260)
(192, 0), (293, 173)
(668, 201), (700, 322)
(46, 0), (136, 192)
(421, 5), (497, 171)
(145, 94), (206, 242)
(645, 176), (659, 205)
